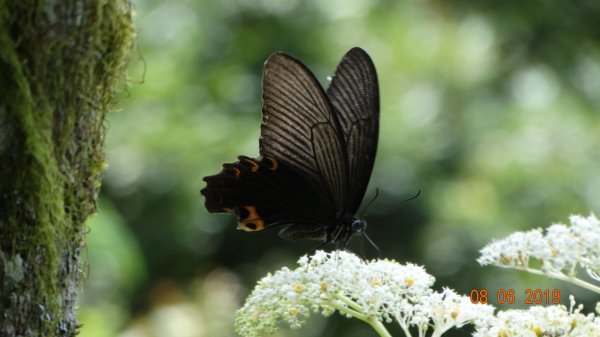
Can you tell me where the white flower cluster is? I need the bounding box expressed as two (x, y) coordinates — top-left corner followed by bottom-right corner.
(477, 214), (600, 283)
(474, 296), (600, 337)
(234, 214), (600, 337)
(235, 250), (492, 337)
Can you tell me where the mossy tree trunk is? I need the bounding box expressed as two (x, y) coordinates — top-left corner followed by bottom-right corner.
(0, 1), (134, 336)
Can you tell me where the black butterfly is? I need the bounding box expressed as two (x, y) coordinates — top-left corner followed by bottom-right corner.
(201, 47), (379, 246)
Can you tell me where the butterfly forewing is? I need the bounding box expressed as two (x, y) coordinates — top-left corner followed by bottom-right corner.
(326, 47), (380, 214)
(260, 52), (349, 213)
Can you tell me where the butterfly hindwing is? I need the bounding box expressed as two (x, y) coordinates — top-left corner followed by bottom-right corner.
(201, 156), (333, 237)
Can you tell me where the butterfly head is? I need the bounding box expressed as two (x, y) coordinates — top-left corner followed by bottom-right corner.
(332, 217), (368, 247)
(349, 218), (380, 256)
(351, 219), (367, 234)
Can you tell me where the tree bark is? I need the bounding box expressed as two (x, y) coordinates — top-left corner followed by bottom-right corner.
(0, 1), (134, 336)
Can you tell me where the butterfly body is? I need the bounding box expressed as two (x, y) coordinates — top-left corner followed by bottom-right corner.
(201, 47), (379, 246)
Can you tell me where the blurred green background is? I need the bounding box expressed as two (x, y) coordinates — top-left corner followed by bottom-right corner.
(78, 0), (600, 336)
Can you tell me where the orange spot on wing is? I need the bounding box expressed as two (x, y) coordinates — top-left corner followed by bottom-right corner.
(233, 167), (241, 177)
(240, 205), (260, 221)
(244, 158), (260, 172)
(237, 205), (265, 231)
(266, 157), (278, 170)
(238, 219), (265, 232)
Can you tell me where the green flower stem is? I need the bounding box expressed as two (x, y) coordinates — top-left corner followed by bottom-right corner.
(516, 267), (600, 294)
(328, 294), (393, 337)
(335, 293), (368, 313)
(395, 316), (413, 337)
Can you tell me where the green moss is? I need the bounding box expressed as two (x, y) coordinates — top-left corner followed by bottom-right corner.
(0, 0), (135, 335)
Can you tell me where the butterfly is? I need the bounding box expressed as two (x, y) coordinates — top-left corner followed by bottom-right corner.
(201, 47), (379, 247)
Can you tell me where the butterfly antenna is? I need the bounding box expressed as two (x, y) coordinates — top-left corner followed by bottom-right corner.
(359, 188), (380, 218)
(364, 189), (421, 218)
(405, 189), (421, 202)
